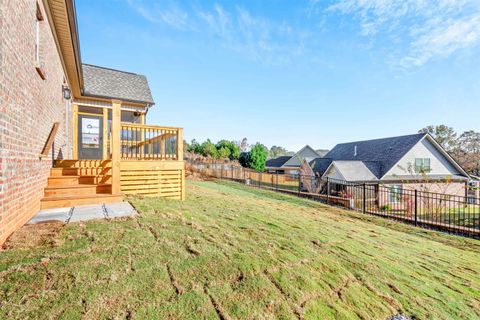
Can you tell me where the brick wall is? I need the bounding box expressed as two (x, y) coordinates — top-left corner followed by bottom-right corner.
(0, 0), (70, 245)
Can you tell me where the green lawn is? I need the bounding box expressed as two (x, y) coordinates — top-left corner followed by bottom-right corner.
(1, 180), (480, 319)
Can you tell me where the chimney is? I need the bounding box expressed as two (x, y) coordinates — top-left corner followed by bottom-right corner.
(354, 145), (357, 157)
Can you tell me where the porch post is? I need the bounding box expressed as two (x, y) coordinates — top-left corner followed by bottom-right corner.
(102, 107), (108, 160)
(177, 128), (184, 161)
(72, 103), (78, 159)
(111, 100), (122, 195)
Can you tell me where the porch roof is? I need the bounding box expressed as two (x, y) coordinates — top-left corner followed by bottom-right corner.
(82, 64), (155, 105)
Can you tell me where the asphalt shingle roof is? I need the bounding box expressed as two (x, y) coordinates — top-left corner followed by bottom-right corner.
(82, 64), (154, 105)
(309, 158), (332, 175)
(266, 156), (292, 168)
(313, 133), (427, 178)
(330, 161), (378, 181)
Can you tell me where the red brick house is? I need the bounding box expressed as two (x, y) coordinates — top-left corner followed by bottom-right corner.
(0, 0), (185, 245)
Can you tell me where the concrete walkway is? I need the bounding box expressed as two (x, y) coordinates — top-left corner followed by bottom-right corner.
(27, 202), (137, 224)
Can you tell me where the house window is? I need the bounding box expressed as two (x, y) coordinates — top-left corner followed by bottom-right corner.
(35, 3), (46, 79)
(414, 158), (431, 173)
(389, 185), (402, 203)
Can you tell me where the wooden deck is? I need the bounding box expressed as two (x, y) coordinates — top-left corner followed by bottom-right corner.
(120, 160), (185, 200)
(43, 100), (186, 209)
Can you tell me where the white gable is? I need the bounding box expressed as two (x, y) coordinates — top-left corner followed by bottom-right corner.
(283, 146), (320, 167)
(323, 164), (345, 181)
(384, 138), (461, 178)
(323, 161), (378, 182)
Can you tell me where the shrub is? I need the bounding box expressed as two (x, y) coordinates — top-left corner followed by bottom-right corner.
(216, 140), (241, 160)
(381, 204), (392, 211)
(249, 143), (268, 172)
(239, 152), (251, 168)
(187, 139), (203, 154)
(217, 147), (231, 160)
(201, 140), (218, 158)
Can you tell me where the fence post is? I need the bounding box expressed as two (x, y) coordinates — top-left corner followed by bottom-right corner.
(363, 183), (366, 213)
(276, 172), (279, 191)
(221, 165), (223, 179)
(414, 189), (418, 226)
(326, 177), (330, 204)
(298, 174), (301, 196)
(232, 165), (234, 180)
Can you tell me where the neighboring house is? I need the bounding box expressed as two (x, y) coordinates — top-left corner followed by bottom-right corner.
(310, 133), (470, 199)
(467, 176), (480, 204)
(0, 0), (185, 245)
(266, 145), (323, 174)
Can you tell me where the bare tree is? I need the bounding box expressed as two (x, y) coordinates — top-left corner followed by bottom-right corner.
(455, 130), (480, 176)
(298, 159), (322, 193)
(240, 138), (249, 152)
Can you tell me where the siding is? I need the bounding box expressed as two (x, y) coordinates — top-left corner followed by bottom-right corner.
(385, 139), (461, 177)
(283, 146), (320, 167)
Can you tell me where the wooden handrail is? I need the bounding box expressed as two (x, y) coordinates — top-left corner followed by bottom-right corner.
(137, 132), (177, 147)
(120, 123), (181, 131)
(39, 122), (60, 159)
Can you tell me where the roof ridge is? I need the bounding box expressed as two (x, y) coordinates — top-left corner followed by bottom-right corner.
(335, 133), (426, 146)
(82, 63), (144, 77)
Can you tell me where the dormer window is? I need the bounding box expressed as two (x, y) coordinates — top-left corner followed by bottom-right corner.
(415, 158), (431, 173)
(35, 2), (46, 79)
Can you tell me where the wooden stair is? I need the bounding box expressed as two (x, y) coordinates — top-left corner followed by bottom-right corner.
(41, 160), (122, 209)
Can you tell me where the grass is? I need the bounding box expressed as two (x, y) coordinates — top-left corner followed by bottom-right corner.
(1, 180), (480, 319)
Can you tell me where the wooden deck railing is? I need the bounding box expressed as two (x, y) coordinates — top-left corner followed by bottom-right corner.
(119, 123), (183, 160)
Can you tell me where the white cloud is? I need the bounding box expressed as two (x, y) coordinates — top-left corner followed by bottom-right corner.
(324, 0), (480, 67)
(127, 1), (308, 65)
(197, 5), (308, 65)
(401, 15), (480, 67)
(126, 0), (191, 30)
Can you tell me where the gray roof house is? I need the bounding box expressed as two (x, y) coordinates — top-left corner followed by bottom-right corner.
(82, 64), (154, 105)
(266, 145), (323, 172)
(310, 133), (470, 183)
(265, 156), (292, 168)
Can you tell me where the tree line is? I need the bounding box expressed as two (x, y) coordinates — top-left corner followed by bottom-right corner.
(419, 125), (480, 176)
(186, 138), (270, 171)
(186, 125), (479, 176)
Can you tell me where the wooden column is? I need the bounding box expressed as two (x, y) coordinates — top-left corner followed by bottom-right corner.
(111, 100), (122, 195)
(72, 103), (78, 159)
(178, 128), (185, 200)
(102, 107), (108, 160)
(177, 128), (184, 161)
(140, 113), (145, 158)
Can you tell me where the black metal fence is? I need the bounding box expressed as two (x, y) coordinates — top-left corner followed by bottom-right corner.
(187, 160), (480, 239)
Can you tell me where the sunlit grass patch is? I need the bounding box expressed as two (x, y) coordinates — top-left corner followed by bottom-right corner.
(1, 180), (480, 319)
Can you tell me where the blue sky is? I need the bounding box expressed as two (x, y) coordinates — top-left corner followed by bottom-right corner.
(76, 0), (480, 151)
